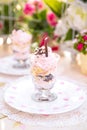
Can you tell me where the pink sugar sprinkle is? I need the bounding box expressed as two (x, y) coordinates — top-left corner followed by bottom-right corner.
(64, 104), (69, 108)
(12, 86), (17, 89)
(60, 82), (64, 84)
(58, 92), (62, 94)
(63, 98), (69, 101)
(53, 107), (59, 110)
(10, 96), (15, 99)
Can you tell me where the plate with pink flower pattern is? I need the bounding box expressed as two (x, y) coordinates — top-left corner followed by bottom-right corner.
(4, 76), (86, 114)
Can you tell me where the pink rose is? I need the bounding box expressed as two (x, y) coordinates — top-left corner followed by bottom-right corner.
(0, 22), (3, 29)
(83, 35), (87, 41)
(51, 45), (59, 52)
(47, 12), (57, 27)
(18, 16), (24, 22)
(77, 43), (84, 51)
(23, 3), (35, 15)
(52, 35), (59, 40)
(33, 0), (43, 9)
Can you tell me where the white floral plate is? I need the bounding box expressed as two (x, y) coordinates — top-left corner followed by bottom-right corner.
(4, 76), (86, 115)
(0, 56), (30, 75)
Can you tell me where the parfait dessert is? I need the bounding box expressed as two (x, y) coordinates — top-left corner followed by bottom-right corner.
(30, 37), (60, 101)
(11, 30), (32, 68)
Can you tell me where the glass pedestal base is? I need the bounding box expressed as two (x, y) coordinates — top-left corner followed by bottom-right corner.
(32, 91), (57, 102)
(13, 59), (29, 69)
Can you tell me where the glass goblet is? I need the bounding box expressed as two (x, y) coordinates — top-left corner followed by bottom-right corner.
(30, 54), (60, 102)
(12, 43), (30, 69)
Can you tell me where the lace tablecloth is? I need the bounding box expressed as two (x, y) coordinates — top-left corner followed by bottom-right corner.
(0, 61), (87, 128)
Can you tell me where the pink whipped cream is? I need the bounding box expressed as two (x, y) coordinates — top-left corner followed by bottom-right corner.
(11, 30), (32, 44)
(31, 46), (59, 72)
(11, 30), (32, 60)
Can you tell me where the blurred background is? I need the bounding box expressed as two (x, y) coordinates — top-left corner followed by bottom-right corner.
(0, 0), (87, 52)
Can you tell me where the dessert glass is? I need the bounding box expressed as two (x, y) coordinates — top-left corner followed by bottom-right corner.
(11, 30), (32, 68)
(12, 43), (30, 68)
(30, 46), (60, 102)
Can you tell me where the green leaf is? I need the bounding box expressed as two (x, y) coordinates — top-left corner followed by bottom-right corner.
(64, 29), (73, 41)
(73, 43), (77, 49)
(64, 29), (77, 41)
(38, 10), (47, 20)
(44, 0), (68, 18)
(81, 0), (87, 2)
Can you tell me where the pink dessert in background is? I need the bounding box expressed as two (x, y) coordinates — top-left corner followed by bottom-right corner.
(11, 30), (32, 61)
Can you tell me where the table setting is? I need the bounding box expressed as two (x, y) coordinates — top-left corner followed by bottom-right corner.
(0, 33), (87, 130)
(0, 0), (87, 129)
(0, 56), (30, 76)
(0, 70), (87, 130)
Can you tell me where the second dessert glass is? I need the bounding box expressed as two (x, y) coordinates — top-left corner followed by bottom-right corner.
(11, 30), (32, 68)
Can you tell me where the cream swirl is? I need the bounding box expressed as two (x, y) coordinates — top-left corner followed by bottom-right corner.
(11, 30), (32, 44)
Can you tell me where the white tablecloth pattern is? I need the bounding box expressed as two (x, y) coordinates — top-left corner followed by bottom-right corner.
(0, 56), (87, 130)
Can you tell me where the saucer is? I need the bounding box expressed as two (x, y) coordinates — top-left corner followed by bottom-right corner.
(0, 56), (30, 75)
(4, 76), (86, 114)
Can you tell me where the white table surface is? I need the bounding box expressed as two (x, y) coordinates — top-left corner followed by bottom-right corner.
(0, 44), (87, 130)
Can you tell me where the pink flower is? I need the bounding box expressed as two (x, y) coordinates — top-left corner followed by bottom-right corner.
(23, 3), (35, 15)
(83, 35), (87, 41)
(47, 12), (57, 27)
(0, 22), (3, 29)
(77, 43), (84, 51)
(52, 35), (59, 40)
(33, 0), (43, 9)
(18, 16), (24, 22)
(51, 45), (59, 52)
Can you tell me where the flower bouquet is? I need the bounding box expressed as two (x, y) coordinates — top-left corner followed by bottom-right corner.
(13, 0), (67, 52)
(74, 30), (87, 54)
(73, 30), (87, 75)
(23, 0), (58, 43)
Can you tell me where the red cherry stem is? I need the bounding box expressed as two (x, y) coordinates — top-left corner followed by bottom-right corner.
(44, 37), (49, 57)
